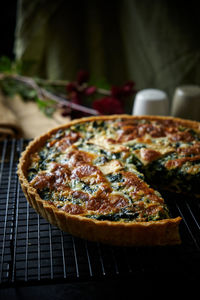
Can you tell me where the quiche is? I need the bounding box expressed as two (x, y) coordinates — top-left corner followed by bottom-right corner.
(18, 115), (200, 246)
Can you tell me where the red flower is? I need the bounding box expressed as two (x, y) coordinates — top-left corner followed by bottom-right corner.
(77, 70), (89, 85)
(65, 70), (136, 118)
(66, 82), (82, 104)
(122, 81), (135, 95)
(84, 86), (97, 96)
(111, 81), (135, 101)
(66, 82), (77, 93)
(71, 94), (81, 105)
(92, 97), (124, 115)
(66, 71), (96, 105)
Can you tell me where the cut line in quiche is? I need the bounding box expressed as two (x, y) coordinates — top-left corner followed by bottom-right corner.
(18, 115), (200, 246)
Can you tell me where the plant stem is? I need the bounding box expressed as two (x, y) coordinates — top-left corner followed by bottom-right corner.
(35, 77), (111, 95)
(1, 73), (99, 115)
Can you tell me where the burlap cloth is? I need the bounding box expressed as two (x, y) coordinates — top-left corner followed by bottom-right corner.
(0, 92), (70, 140)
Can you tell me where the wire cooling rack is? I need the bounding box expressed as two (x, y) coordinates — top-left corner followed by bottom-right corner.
(0, 139), (200, 286)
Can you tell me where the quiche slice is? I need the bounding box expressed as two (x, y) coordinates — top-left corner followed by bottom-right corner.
(18, 115), (200, 246)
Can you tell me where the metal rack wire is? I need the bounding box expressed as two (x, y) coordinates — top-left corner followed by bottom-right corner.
(0, 139), (200, 286)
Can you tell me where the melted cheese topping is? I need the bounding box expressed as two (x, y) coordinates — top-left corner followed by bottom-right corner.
(27, 118), (200, 222)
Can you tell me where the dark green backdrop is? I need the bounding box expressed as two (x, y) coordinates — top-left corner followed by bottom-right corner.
(14, 0), (200, 108)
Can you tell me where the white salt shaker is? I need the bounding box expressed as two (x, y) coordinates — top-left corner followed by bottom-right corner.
(171, 85), (200, 121)
(133, 89), (169, 116)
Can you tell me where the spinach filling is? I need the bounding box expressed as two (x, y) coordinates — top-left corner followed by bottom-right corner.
(54, 129), (66, 140)
(38, 188), (53, 201)
(92, 120), (106, 129)
(86, 206), (169, 222)
(106, 173), (124, 183)
(144, 153), (200, 194)
(93, 155), (109, 165)
(27, 147), (57, 181)
(70, 179), (97, 194)
(127, 143), (147, 151)
(27, 168), (38, 182)
(86, 208), (139, 222)
(188, 129), (200, 141)
(126, 154), (143, 170)
(37, 147), (58, 170)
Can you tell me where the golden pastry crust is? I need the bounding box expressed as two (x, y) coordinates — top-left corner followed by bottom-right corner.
(17, 114), (200, 246)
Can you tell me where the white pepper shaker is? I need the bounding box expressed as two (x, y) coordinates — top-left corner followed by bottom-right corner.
(171, 85), (200, 121)
(133, 89), (169, 116)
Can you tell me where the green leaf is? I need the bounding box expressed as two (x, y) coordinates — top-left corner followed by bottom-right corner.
(0, 56), (12, 73)
(13, 59), (36, 75)
(89, 77), (110, 90)
(0, 77), (37, 100)
(36, 98), (56, 117)
(0, 55), (37, 74)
